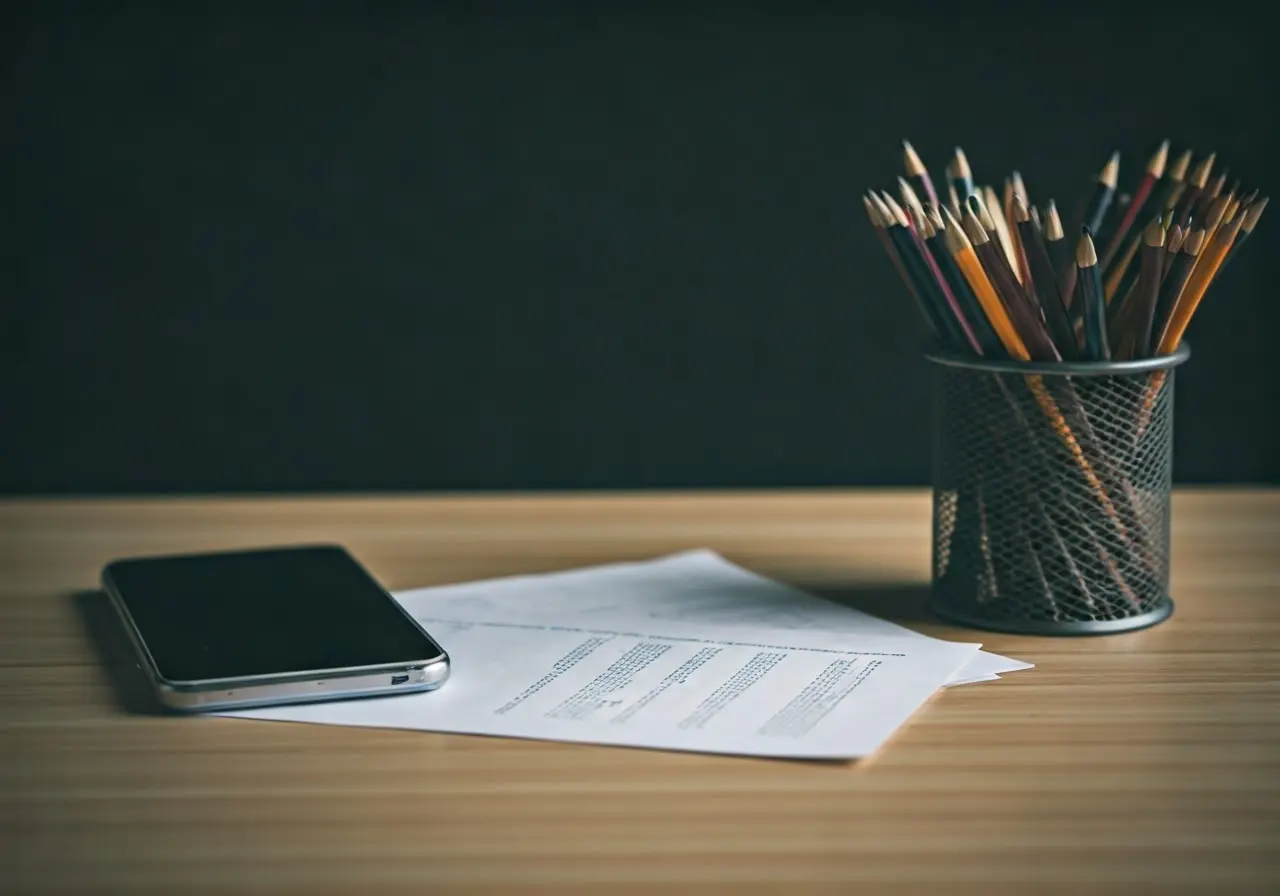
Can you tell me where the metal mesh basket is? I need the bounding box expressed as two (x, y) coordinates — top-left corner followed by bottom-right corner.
(927, 344), (1190, 635)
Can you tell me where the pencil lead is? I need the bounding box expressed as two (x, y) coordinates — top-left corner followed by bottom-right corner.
(1148, 139), (1170, 178)
(1143, 216), (1166, 247)
(1241, 196), (1268, 234)
(1189, 152), (1215, 189)
(1044, 200), (1064, 241)
(1099, 151), (1120, 188)
(902, 140), (926, 177)
(1168, 148), (1192, 182)
(1075, 229), (1098, 267)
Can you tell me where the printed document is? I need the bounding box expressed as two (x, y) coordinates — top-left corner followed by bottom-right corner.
(224, 557), (983, 759)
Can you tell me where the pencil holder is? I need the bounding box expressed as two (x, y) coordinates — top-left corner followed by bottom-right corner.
(926, 343), (1190, 635)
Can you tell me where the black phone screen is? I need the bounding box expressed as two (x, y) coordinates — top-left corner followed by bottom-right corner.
(106, 545), (445, 683)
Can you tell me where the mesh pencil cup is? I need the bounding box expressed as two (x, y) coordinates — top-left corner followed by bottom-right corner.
(925, 343), (1191, 635)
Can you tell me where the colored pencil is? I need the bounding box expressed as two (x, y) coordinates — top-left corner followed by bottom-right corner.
(902, 141), (940, 210)
(1076, 229), (1109, 360)
(1100, 140), (1168, 269)
(1013, 195), (1079, 360)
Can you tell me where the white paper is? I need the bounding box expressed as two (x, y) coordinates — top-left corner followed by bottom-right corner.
(224, 568), (980, 760)
(391, 550), (1032, 685)
(227, 618), (976, 759)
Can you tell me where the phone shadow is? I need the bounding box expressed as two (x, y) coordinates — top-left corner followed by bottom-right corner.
(70, 590), (170, 716)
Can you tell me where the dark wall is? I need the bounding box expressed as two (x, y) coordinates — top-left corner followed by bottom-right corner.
(2, 3), (1277, 493)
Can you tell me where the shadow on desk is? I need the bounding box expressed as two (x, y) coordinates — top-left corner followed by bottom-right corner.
(71, 591), (169, 716)
(805, 582), (937, 626)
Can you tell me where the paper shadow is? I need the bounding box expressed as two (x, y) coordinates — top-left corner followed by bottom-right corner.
(804, 582), (939, 627)
(71, 590), (170, 716)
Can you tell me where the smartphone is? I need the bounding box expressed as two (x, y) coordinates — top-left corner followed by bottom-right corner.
(102, 544), (450, 712)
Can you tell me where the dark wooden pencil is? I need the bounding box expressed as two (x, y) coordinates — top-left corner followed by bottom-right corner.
(1043, 200), (1079, 316)
(1127, 218), (1168, 359)
(1159, 224), (1186, 285)
(1076, 229), (1109, 360)
(1013, 195), (1079, 360)
(1148, 227), (1205, 355)
(1081, 151), (1121, 236)
(1172, 152), (1215, 225)
(1100, 140), (1168, 270)
(903, 141), (940, 210)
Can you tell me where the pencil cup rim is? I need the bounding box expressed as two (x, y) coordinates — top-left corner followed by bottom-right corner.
(923, 341), (1191, 377)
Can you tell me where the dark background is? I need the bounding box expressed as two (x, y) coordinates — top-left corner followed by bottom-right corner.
(2, 2), (1276, 493)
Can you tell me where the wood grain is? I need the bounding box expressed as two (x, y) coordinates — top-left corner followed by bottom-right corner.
(2, 489), (1279, 894)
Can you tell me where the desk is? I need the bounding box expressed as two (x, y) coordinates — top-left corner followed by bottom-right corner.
(2, 490), (1278, 894)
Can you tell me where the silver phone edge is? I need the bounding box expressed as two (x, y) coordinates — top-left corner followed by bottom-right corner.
(101, 565), (450, 714)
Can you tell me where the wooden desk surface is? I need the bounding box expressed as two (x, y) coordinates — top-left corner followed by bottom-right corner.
(2, 490), (1278, 894)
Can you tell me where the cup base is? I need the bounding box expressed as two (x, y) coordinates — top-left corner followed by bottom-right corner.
(928, 594), (1174, 636)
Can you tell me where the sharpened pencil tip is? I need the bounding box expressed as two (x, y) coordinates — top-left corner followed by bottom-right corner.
(881, 191), (911, 228)
(1044, 200), (1064, 241)
(1099, 151), (1120, 188)
(1184, 228), (1207, 256)
(1143, 217), (1166, 247)
(1011, 194), (1030, 223)
(1242, 196), (1269, 233)
(863, 194), (881, 226)
(952, 147), (972, 180)
(903, 141), (926, 177)
(1149, 139), (1170, 178)
(961, 207), (990, 246)
(1075, 229), (1098, 267)
(1167, 225), (1186, 254)
(1168, 148), (1192, 182)
(1190, 152), (1216, 189)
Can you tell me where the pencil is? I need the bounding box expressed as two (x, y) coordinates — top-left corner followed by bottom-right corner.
(1129, 218), (1168, 359)
(1081, 151), (1121, 236)
(1172, 152), (1215, 225)
(982, 185), (1021, 279)
(1148, 227), (1205, 355)
(1013, 195), (1079, 360)
(952, 147), (975, 199)
(1076, 229), (1109, 360)
(902, 141), (940, 210)
(1042, 201), (1083, 320)
(1158, 223), (1186, 284)
(1007, 172), (1033, 286)
(1100, 140), (1168, 269)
